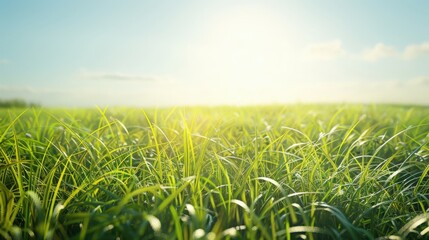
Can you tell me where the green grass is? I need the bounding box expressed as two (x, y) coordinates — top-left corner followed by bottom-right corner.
(0, 104), (428, 239)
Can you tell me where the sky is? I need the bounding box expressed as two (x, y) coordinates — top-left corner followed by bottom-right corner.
(1, 0), (429, 107)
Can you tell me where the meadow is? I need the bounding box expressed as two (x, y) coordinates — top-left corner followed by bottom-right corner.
(0, 104), (428, 239)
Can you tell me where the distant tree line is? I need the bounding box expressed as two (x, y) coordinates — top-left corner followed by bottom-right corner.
(0, 99), (41, 108)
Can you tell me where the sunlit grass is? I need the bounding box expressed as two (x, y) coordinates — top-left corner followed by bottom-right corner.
(0, 104), (428, 239)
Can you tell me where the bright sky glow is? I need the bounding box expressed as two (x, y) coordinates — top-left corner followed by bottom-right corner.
(1, 1), (428, 107)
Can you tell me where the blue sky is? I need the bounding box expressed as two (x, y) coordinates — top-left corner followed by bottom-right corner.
(1, 1), (429, 107)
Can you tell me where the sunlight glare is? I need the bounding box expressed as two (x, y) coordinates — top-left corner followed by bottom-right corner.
(193, 6), (294, 84)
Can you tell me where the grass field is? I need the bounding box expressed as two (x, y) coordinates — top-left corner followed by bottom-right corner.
(0, 104), (428, 239)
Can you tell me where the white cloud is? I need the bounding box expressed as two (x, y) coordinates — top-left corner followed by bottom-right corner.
(79, 70), (171, 82)
(403, 42), (429, 59)
(351, 41), (429, 61)
(304, 40), (345, 60)
(362, 43), (398, 61)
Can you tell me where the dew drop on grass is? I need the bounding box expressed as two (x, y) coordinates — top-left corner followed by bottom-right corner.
(193, 229), (205, 239)
(206, 232), (216, 240)
(103, 224), (114, 232)
(53, 203), (64, 218)
(146, 215), (161, 232)
(298, 234), (307, 239)
(223, 228), (237, 237)
(186, 204), (196, 216)
(180, 215), (190, 223)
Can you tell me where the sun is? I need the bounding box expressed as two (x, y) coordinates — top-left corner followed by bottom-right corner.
(188, 5), (294, 89)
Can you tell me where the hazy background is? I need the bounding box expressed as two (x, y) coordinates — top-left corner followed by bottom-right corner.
(1, 1), (428, 107)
